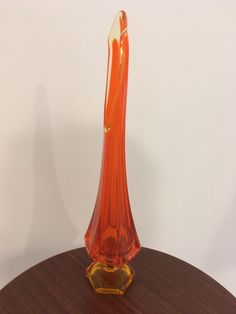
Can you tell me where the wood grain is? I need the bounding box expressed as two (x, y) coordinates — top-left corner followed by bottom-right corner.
(0, 247), (235, 313)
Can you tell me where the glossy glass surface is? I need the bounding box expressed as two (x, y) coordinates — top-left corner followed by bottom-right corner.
(85, 11), (140, 269)
(86, 262), (134, 295)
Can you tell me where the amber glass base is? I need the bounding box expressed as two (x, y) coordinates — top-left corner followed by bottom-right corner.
(86, 262), (135, 295)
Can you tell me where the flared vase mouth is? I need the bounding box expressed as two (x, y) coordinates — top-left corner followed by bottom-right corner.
(105, 10), (129, 120)
(108, 10), (128, 43)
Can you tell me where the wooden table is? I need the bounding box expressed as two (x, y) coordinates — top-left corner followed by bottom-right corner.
(0, 247), (235, 313)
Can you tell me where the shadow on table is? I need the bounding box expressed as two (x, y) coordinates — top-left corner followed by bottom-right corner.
(0, 85), (157, 288)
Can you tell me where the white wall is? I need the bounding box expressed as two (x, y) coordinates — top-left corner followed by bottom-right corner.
(0, 0), (235, 295)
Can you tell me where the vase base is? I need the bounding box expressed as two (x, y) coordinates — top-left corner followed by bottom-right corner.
(86, 261), (135, 295)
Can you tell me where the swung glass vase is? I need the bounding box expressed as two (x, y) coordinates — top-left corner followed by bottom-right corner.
(84, 10), (141, 295)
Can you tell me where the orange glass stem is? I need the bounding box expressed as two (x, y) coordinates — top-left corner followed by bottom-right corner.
(85, 11), (140, 270)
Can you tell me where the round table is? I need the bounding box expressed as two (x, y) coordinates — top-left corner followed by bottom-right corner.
(0, 247), (235, 313)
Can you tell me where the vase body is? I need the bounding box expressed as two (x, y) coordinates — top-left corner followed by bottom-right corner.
(84, 11), (140, 295)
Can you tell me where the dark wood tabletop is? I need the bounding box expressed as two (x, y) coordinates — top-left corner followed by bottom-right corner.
(0, 247), (235, 313)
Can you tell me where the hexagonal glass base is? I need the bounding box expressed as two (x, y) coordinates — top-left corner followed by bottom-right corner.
(86, 262), (135, 295)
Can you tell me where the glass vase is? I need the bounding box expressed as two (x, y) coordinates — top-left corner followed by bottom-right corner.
(84, 10), (141, 295)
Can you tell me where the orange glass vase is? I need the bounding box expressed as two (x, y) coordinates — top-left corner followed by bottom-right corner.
(84, 11), (141, 295)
